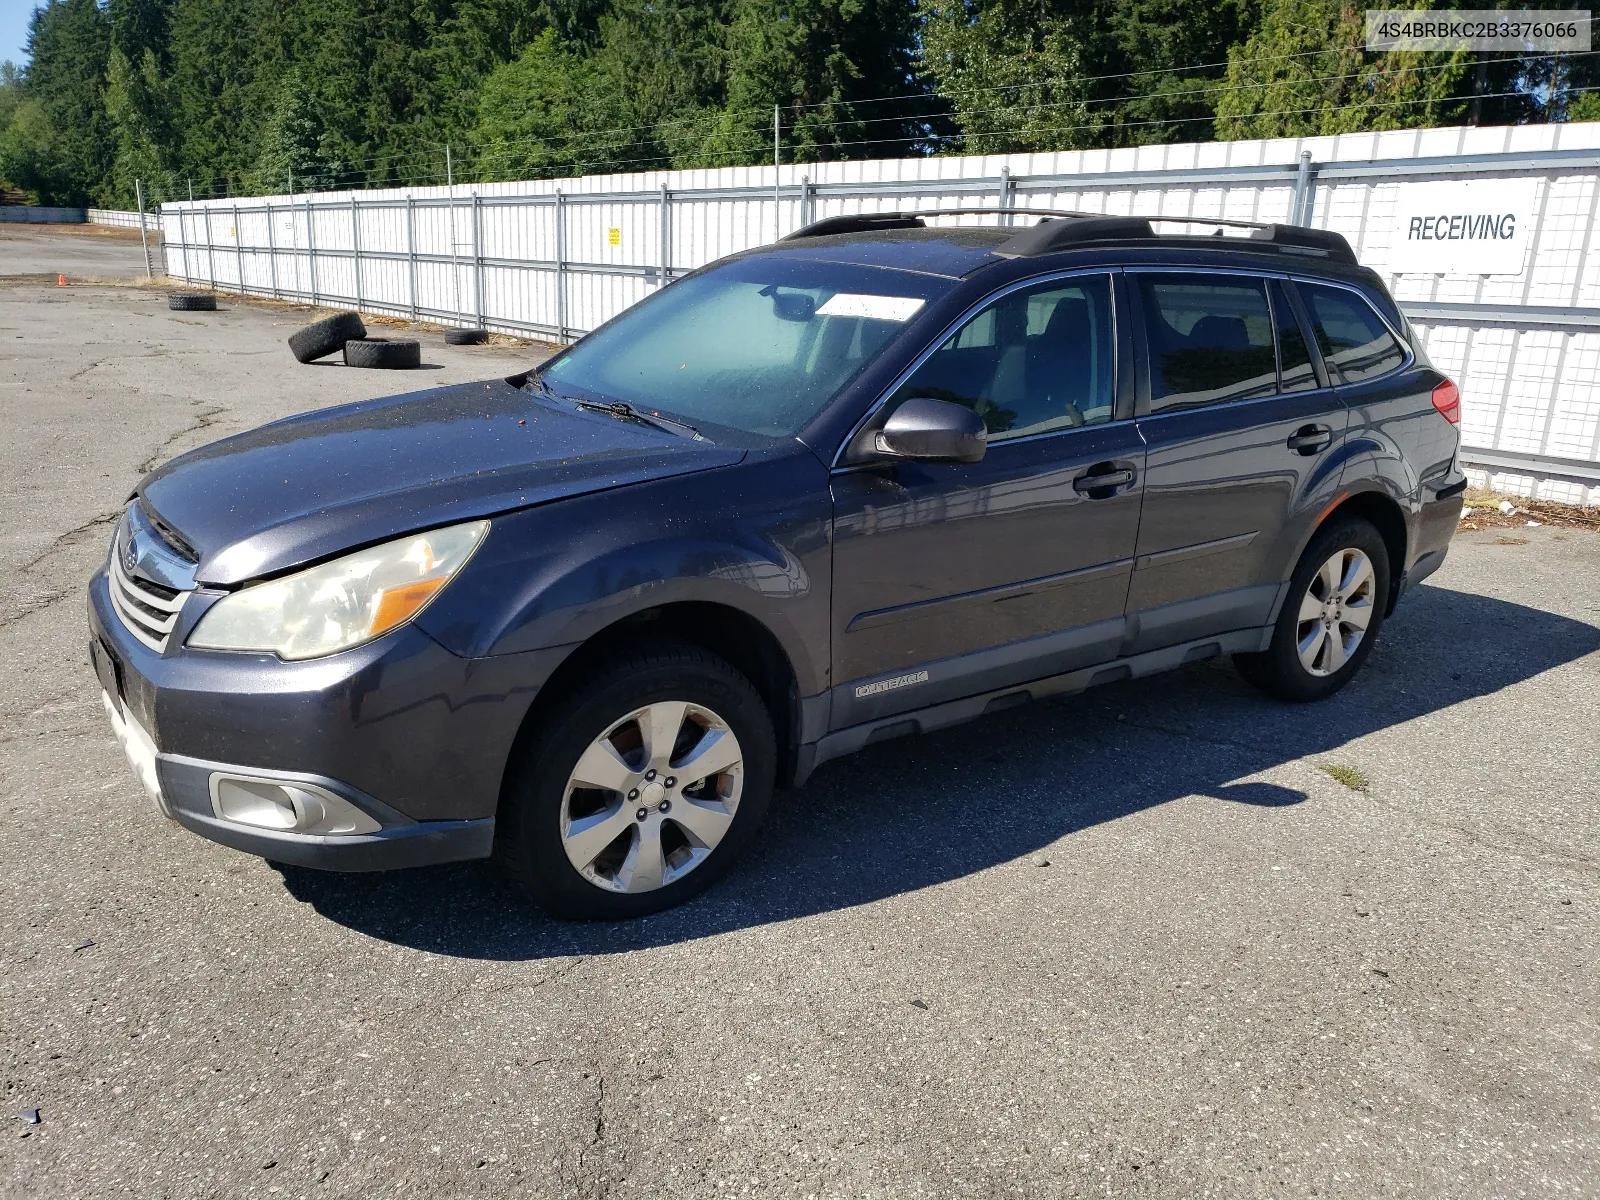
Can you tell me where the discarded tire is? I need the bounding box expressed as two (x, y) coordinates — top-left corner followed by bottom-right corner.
(168, 293), (216, 311)
(343, 337), (422, 370)
(288, 312), (367, 364)
(445, 328), (488, 346)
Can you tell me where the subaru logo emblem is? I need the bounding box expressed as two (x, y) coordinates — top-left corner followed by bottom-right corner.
(121, 536), (139, 574)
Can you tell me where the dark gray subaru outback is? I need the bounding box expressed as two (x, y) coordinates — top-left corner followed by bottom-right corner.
(89, 211), (1465, 918)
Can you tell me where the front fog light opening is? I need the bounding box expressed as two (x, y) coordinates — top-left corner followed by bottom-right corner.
(209, 774), (382, 836)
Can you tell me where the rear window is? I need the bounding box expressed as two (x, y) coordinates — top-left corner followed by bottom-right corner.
(539, 257), (954, 439)
(1299, 283), (1406, 384)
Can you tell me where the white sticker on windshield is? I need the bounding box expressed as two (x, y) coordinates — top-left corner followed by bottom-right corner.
(815, 293), (926, 322)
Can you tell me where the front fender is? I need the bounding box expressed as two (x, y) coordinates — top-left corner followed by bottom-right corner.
(415, 448), (833, 696)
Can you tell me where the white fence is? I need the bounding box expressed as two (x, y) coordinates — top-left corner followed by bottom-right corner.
(87, 208), (160, 231)
(160, 122), (1600, 504)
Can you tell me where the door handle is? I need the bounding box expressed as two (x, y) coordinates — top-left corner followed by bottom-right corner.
(1287, 424), (1333, 455)
(1073, 465), (1136, 495)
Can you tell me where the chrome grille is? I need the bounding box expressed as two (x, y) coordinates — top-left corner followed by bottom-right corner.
(108, 530), (189, 653)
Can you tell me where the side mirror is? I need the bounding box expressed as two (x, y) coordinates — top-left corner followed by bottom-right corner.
(874, 397), (987, 463)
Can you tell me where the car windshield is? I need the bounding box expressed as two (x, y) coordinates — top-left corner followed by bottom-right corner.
(538, 256), (955, 439)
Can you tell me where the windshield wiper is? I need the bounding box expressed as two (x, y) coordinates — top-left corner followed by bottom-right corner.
(572, 398), (707, 441)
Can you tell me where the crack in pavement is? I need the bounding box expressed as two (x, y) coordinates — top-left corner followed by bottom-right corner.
(17, 510), (120, 573)
(372, 954), (589, 1023)
(573, 1065), (611, 1200)
(0, 586), (70, 631)
(138, 403), (226, 474)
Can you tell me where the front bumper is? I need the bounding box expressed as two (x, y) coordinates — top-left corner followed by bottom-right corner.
(89, 570), (569, 871)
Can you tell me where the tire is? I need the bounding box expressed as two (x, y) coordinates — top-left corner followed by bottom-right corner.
(1234, 516), (1391, 702)
(494, 641), (776, 920)
(445, 328), (487, 345)
(342, 337), (421, 370)
(168, 293), (216, 311)
(288, 312), (366, 363)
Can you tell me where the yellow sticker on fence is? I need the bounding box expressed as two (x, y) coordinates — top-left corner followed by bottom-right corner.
(607, 227), (621, 247)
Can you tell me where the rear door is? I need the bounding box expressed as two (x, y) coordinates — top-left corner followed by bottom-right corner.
(1125, 270), (1349, 654)
(828, 271), (1145, 727)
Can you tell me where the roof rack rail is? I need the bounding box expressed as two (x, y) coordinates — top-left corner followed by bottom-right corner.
(781, 214), (925, 239)
(781, 207), (1108, 241)
(781, 206), (1357, 264)
(997, 214), (1356, 263)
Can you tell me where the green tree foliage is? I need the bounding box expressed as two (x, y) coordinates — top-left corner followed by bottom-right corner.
(717, 0), (926, 163)
(472, 29), (629, 178)
(1215, 0), (1471, 138)
(2, 0), (112, 205)
(110, 0), (176, 67)
(0, 0), (1589, 208)
(104, 47), (179, 206)
(249, 68), (343, 194)
(921, 0), (1095, 153)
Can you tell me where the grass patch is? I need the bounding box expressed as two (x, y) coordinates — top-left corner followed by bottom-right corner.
(1320, 763), (1370, 792)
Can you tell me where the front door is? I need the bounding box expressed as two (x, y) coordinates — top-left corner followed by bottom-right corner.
(1125, 271), (1350, 654)
(830, 272), (1145, 728)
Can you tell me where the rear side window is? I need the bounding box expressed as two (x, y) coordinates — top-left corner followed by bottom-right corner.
(1138, 276), (1277, 412)
(1272, 281), (1318, 392)
(1299, 283), (1406, 383)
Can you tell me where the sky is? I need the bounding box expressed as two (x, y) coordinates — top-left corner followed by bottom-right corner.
(1, 0), (37, 68)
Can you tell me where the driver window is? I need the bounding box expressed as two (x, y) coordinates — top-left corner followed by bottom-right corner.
(889, 275), (1115, 440)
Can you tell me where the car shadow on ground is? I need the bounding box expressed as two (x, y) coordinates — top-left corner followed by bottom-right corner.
(275, 582), (1600, 960)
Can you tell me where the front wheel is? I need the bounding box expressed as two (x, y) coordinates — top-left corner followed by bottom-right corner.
(493, 641), (776, 919)
(1234, 517), (1391, 702)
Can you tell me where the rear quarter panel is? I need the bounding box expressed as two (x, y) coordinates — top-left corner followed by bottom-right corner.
(1334, 359), (1461, 577)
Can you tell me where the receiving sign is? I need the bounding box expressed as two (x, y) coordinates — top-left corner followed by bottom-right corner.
(1388, 179), (1538, 275)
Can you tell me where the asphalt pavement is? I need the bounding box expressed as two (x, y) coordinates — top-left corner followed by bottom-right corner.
(2, 233), (1597, 1198)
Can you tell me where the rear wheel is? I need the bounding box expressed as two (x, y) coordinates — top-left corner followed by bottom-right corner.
(1234, 517), (1391, 702)
(494, 641), (775, 919)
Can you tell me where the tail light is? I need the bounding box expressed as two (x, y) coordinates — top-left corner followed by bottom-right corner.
(1431, 379), (1461, 424)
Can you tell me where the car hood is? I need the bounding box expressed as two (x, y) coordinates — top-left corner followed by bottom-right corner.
(138, 376), (745, 586)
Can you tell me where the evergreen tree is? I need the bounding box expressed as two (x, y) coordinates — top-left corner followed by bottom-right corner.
(471, 29), (631, 178)
(6, 0), (113, 205)
(103, 47), (180, 206)
(921, 0), (1096, 153)
(250, 68), (341, 193)
(168, 0), (264, 196)
(589, 0), (730, 169)
(1215, 0), (1470, 138)
(110, 0), (176, 69)
(715, 0), (927, 164)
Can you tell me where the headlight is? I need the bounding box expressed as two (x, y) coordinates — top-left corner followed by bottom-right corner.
(189, 521), (488, 660)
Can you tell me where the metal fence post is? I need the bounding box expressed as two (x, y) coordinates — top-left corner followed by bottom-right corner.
(232, 203), (245, 293)
(406, 196), (418, 320)
(472, 192), (485, 330)
(350, 195), (363, 312)
(999, 166), (1015, 225)
(800, 176), (812, 228)
(134, 179), (153, 278)
(1291, 151), (1314, 225)
(202, 207), (216, 291)
(305, 193), (318, 306)
(658, 184), (670, 289)
(265, 201), (279, 299)
(555, 190), (568, 341)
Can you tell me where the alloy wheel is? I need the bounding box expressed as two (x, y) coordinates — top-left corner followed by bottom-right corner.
(560, 700), (744, 893)
(1295, 547), (1377, 677)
